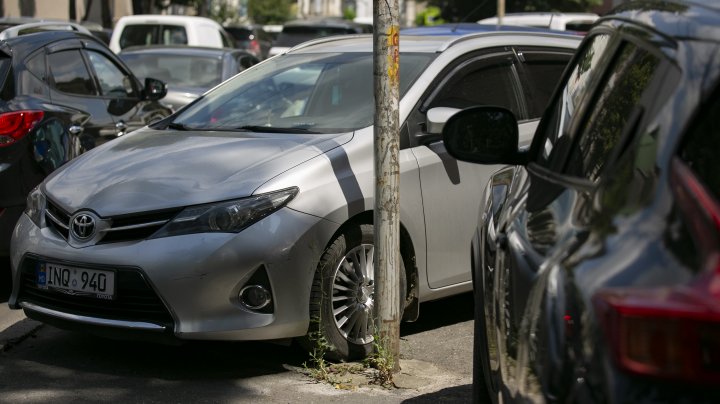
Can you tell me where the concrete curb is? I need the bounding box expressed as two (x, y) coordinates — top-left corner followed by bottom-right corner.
(0, 305), (43, 351)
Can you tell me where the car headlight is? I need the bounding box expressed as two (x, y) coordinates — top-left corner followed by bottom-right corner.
(25, 186), (46, 228)
(151, 187), (298, 238)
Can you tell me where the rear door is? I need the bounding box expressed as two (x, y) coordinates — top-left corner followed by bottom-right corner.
(46, 39), (115, 151)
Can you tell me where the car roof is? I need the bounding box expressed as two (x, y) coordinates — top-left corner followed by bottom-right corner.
(0, 30), (98, 52)
(116, 14), (221, 26)
(285, 32), (581, 55)
(609, 0), (720, 42)
(400, 23), (573, 36)
(118, 45), (243, 56)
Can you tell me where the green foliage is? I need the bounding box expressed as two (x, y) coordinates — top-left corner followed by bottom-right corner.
(363, 334), (396, 387)
(343, 7), (356, 21)
(248, 0), (292, 25)
(415, 6), (445, 26)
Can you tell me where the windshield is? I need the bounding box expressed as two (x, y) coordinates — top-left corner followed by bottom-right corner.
(275, 26), (358, 47)
(120, 53), (224, 88)
(170, 52), (435, 133)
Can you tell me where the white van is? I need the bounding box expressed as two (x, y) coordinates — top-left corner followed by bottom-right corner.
(109, 15), (233, 53)
(478, 12), (599, 32)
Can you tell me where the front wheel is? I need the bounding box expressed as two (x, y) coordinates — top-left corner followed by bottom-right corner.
(304, 224), (406, 361)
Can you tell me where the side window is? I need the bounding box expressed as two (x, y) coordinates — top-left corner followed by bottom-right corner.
(566, 42), (661, 181)
(518, 50), (573, 118)
(48, 50), (95, 96)
(85, 51), (135, 98)
(533, 34), (612, 172)
(18, 52), (47, 98)
(427, 56), (522, 118)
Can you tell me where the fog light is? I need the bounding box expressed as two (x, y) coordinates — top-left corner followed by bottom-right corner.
(239, 285), (272, 310)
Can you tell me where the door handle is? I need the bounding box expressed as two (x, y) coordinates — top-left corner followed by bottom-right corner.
(115, 121), (127, 136)
(68, 125), (83, 135)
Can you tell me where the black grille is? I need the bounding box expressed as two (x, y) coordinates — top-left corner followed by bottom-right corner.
(43, 199), (181, 244)
(45, 199), (70, 240)
(17, 255), (174, 328)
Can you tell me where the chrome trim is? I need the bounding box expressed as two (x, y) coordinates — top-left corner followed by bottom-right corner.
(45, 210), (69, 230)
(106, 220), (169, 232)
(19, 302), (167, 331)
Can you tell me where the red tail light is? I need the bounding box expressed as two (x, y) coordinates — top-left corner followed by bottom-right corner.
(0, 110), (45, 147)
(593, 158), (720, 384)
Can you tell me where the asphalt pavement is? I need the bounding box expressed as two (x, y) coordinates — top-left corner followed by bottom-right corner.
(1, 259), (475, 403)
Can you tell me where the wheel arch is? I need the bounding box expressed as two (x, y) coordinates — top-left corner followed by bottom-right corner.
(323, 210), (420, 322)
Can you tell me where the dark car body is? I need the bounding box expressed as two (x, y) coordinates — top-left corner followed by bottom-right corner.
(442, 0), (720, 402)
(119, 46), (259, 111)
(223, 24), (273, 59)
(0, 31), (171, 260)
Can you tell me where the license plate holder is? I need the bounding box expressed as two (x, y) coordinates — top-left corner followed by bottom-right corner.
(37, 262), (116, 300)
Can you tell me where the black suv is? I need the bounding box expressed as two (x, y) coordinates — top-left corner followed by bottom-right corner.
(443, 0), (720, 402)
(0, 30), (171, 268)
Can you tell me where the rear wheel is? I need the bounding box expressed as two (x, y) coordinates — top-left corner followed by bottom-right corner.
(304, 224), (406, 361)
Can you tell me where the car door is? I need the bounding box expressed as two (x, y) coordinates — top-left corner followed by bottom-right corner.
(409, 47), (572, 289)
(82, 45), (168, 139)
(46, 40), (115, 152)
(490, 33), (671, 399)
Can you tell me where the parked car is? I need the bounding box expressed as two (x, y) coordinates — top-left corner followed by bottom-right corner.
(223, 24), (273, 59)
(119, 46), (259, 111)
(0, 29), (171, 279)
(479, 12), (599, 33)
(8, 31), (580, 361)
(267, 18), (373, 58)
(109, 15), (234, 53)
(444, 0), (720, 402)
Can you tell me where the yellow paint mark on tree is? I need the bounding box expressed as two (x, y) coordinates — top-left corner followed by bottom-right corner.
(387, 25), (400, 85)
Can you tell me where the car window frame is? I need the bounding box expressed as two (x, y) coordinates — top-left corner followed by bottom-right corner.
(82, 48), (140, 100)
(403, 48), (525, 150)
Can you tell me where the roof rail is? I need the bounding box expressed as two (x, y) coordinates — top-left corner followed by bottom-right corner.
(0, 21), (92, 40)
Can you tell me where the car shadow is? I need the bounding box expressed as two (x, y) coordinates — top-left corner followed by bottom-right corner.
(1, 258), (11, 304)
(401, 292), (474, 337)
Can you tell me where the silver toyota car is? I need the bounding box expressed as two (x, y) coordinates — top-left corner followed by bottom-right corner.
(8, 32), (579, 360)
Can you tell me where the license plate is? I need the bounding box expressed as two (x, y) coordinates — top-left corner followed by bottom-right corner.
(37, 262), (116, 300)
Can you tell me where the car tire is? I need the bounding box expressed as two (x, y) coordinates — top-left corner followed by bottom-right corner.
(473, 261), (496, 404)
(304, 224), (406, 361)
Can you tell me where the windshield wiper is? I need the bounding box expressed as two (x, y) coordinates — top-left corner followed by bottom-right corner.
(167, 122), (191, 131)
(235, 125), (320, 134)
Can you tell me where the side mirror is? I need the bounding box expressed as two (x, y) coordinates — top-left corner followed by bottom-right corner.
(442, 106), (524, 165)
(426, 107), (461, 135)
(144, 77), (167, 101)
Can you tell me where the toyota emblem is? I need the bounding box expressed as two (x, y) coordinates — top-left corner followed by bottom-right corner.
(71, 213), (96, 239)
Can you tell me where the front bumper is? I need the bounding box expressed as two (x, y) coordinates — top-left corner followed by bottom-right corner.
(9, 207), (336, 341)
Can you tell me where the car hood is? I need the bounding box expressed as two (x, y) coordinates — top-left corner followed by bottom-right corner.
(161, 87), (205, 110)
(44, 127), (353, 217)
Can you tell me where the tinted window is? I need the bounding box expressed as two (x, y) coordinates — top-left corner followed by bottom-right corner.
(86, 51), (134, 97)
(521, 51), (573, 118)
(428, 58), (521, 118)
(48, 50), (95, 95)
(568, 43), (660, 181)
(533, 34), (611, 171)
(119, 24), (187, 50)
